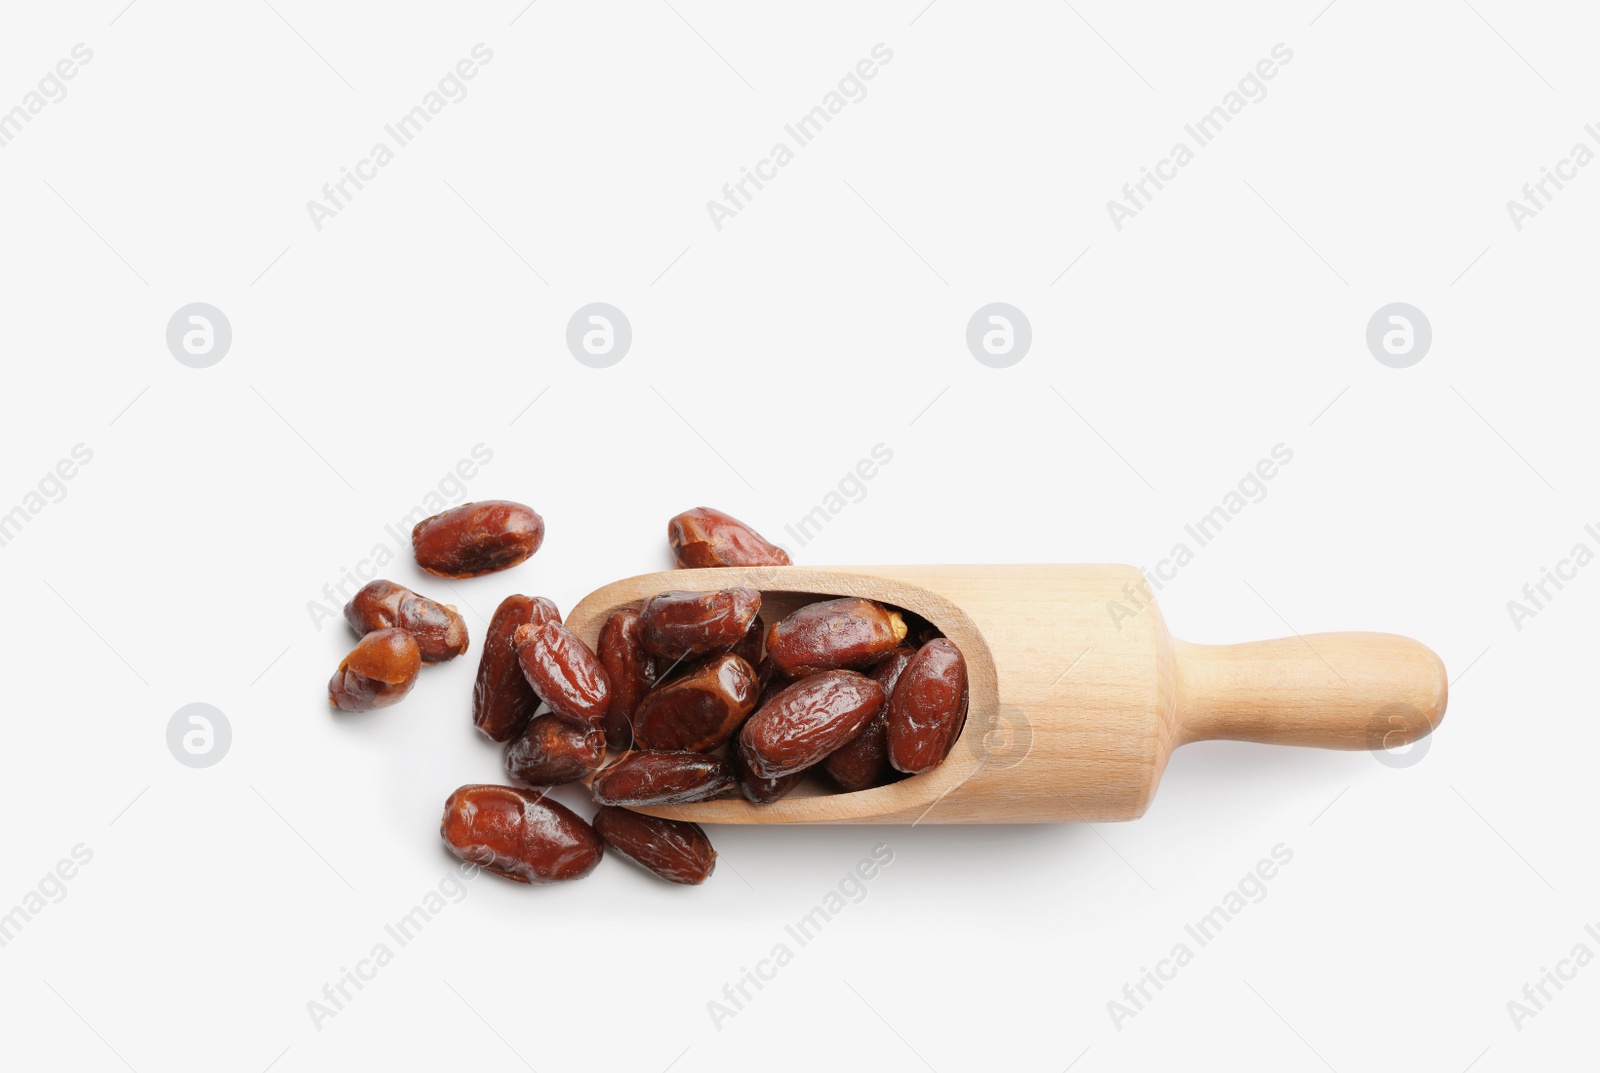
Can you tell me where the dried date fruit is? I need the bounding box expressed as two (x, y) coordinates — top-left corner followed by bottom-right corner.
(329, 628), (421, 711)
(473, 595), (559, 742)
(591, 751), (735, 806)
(754, 654), (795, 710)
(739, 670), (885, 779)
(730, 613), (763, 666)
(871, 646), (918, 692)
(765, 598), (907, 678)
(514, 620), (612, 728)
(659, 613), (763, 685)
(825, 646), (916, 792)
(439, 784), (602, 884)
(504, 713), (606, 786)
(412, 500), (544, 578)
(638, 588), (761, 663)
(343, 579), (468, 663)
(598, 609), (657, 750)
(632, 653), (760, 752)
(667, 506), (791, 568)
(592, 806), (717, 885)
(887, 639), (969, 775)
(731, 738), (806, 804)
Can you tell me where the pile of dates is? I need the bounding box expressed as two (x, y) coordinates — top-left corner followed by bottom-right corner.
(328, 504), (967, 888)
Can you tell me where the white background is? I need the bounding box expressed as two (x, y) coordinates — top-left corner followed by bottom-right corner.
(1, 1), (1595, 1070)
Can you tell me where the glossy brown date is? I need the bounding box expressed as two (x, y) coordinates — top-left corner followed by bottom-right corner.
(765, 598), (907, 678)
(752, 658), (784, 700)
(473, 595), (559, 742)
(503, 713), (606, 786)
(739, 670), (885, 779)
(412, 500), (544, 578)
(887, 638), (969, 775)
(667, 506), (791, 569)
(597, 609), (657, 751)
(638, 588), (761, 663)
(592, 806), (717, 885)
(729, 613), (763, 668)
(439, 784), (602, 884)
(590, 751), (735, 806)
(329, 628), (421, 711)
(344, 579), (468, 663)
(658, 613), (763, 684)
(824, 646), (916, 792)
(731, 738), (807, 804)
(515, 620), (612, 728)
(632, 653), (760, 752)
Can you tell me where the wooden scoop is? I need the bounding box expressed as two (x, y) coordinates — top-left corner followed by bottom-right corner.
(567, 565), (1447, 825)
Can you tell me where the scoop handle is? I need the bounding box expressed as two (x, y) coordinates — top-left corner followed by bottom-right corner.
(1175, 633), (1447, 749)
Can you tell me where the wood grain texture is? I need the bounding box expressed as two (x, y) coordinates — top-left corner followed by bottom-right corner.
(566, 565), (1447, 825)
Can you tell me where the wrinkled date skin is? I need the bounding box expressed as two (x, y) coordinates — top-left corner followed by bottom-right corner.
(473, 595), (559, 742)
(503, 713), (606, 786)
(344, 579), (468, 663)
(439, 784), (603, 884)
(598, 609), (658, 750)
(412, 500), (545, 578)
(765, 598), (908, 678)
(667, 506), (792, 569)
(592, 806), (717, 885)
(739, 670), (885, 779)
(632, 653), (760, 752)
(825, 646), (917, 792)
(591, 751), (735, 806)
(731, 738), (807, 804)
(887, 639), (969, 774)
(514, 620), (612, 728)
(329, 628), (422, 711)
(638, 588), (761, 663)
